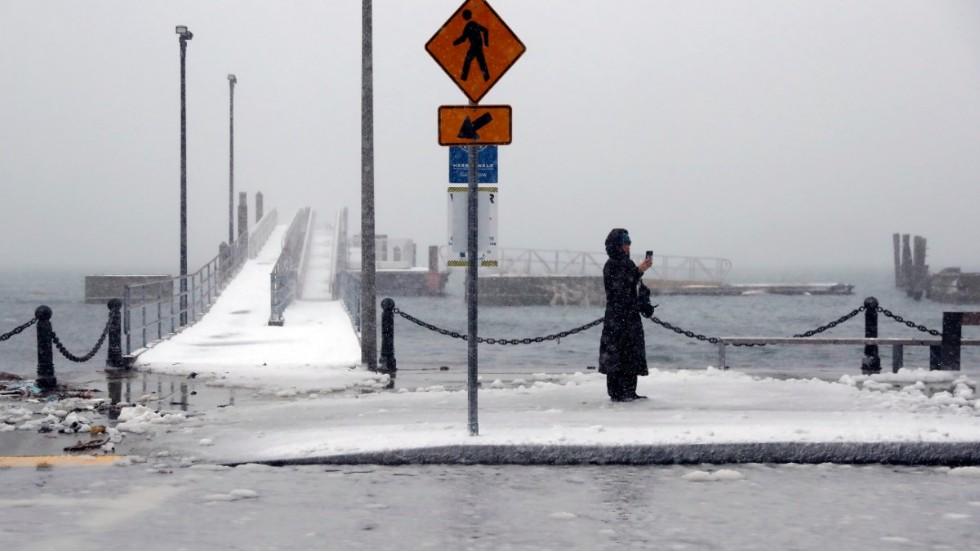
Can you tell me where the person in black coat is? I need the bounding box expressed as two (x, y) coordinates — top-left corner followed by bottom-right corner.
(599, 228), (654, 402)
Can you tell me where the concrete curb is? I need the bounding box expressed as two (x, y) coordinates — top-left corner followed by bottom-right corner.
(231, 442), (980, 467)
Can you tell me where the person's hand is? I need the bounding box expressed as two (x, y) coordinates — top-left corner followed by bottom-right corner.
(638, 257), (653, 272)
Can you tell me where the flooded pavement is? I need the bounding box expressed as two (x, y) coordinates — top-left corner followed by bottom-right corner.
(1, 462), (979, 550)
(0, 370), (292, 458)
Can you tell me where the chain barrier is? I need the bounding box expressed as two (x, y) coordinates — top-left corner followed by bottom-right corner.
(791, 306), (866, 338)
(0, 318), (37, 343)
(877, 307), (942, 336)
(646, 316), (763, 347)
(51, 318), (111, 363)
(392, 301), (945, 348)
(394, 308), (604, 345)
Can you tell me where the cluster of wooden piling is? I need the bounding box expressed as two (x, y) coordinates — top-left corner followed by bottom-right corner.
(893, 233), (929, 300)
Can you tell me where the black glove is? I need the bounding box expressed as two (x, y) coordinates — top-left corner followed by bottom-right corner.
(637, 284), (655, 318)
(639, 302), (655, 318)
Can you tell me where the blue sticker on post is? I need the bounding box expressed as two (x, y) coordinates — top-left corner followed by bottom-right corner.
(449, 145), (498, 183)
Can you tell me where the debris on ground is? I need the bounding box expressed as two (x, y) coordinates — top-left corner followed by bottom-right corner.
(64, 437), (110, 453)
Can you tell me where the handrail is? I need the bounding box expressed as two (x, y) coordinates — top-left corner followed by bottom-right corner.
(122, 205), (278, 355)
(330, 207), (348, 300)
(122, 230), (247, 355)
(249, 208), (278, 259)
(720, 337), (980, 346)
(296, 209), (317, 299)
(716, 336), (980, 374)
(338, 270), (362, 335)
(268, 208), (312, 326)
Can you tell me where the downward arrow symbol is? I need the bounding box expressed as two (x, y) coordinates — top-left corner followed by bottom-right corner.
(457, 112), (494, 140)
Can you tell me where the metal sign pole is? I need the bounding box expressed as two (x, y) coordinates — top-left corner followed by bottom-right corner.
(467, 138), (479, 436)
(426, 0), (525, 438)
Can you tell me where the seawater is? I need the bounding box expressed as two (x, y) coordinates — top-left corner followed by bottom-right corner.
(391, 267), (980, 387)
(1, 268), (977, 387)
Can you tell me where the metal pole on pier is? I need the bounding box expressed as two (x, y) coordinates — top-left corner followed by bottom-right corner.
(228, 74), (237, 246)
(360, 0), (378, 371)
(467, 139), (479, 436)
(176, 25), (193, 327)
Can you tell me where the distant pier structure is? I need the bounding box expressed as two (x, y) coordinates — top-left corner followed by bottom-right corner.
(893, 233), (929, 300)
(894, 233), (980, 304)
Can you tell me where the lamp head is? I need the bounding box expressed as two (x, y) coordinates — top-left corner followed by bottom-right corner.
(228, 74), (237, 84)
(175, 25), (193, 40)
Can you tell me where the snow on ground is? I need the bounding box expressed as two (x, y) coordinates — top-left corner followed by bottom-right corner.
(136, 222), (384, 394)
(121, 366), (980, 465)
(119, 218), (980, 465)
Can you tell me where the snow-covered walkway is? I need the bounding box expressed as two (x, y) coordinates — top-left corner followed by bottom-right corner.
(136, 220), (382, 393)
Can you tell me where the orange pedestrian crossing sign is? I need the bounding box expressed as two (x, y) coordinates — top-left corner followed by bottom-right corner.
(425, 0), (526, 104)
(438, 105), (512, 146)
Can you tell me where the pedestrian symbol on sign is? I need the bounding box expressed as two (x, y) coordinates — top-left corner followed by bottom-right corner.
(453, 10), (490, 82)
(425, 0), (526, 103)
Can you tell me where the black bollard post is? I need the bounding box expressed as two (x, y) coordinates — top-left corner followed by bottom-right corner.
(862, 297), (881, 375)
(35, 305), (57, 390)
(939, 312), (963, 371)
(378, 298), (397, 377)
(106, 298), (126, 371)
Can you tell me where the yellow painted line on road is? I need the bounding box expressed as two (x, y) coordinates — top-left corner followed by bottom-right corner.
(0, 455), (124, 468)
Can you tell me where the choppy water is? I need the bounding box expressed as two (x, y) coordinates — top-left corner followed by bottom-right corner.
(1, 268), (977, 387)
(390, 268), (980, 388)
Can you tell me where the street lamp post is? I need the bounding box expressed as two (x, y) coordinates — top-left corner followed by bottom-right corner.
(228, 74), (236, 246)
(176, 25), (193, 327)
(361, 0), (378, 370)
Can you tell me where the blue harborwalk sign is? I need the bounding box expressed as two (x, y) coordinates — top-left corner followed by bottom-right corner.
(449, 145), (498, 183)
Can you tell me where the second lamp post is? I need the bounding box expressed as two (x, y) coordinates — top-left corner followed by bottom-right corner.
(176, 25), (192, 326)
(228, 74), (237, 245)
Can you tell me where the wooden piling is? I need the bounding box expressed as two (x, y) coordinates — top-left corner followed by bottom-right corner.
(901, 234), (913, 294)
(892, 233), (901, 288)
(237, 191), (248, 237)
(911, 235), (927, 301)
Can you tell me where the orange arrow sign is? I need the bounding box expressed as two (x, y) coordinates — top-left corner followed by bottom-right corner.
(425, 0), (526, 103)
(439, 105), (512, 146)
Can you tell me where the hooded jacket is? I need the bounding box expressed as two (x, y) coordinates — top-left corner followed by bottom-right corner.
(598, 228), (649, 376)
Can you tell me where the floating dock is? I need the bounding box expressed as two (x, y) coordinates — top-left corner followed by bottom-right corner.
(657, 282), (855, 297)
(477, 276), (854, 306)
(927, 268), (980, 304)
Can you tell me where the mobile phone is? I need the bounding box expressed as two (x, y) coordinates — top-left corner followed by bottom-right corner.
(645, 250), (653, 260)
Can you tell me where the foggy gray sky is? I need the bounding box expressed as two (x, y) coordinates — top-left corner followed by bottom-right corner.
(2, 1), (979, 274)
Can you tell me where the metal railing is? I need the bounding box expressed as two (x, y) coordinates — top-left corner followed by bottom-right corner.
(496, 247), (732, 281)
(716, 336), (980, 373)
(329, 207), (348, 300)
(249, 208), (278, 259)
(295, 209), (317, 299)
(123, 209), (276, 355)
(269, 208), (312, 326)
(338, 271), (362, 335)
